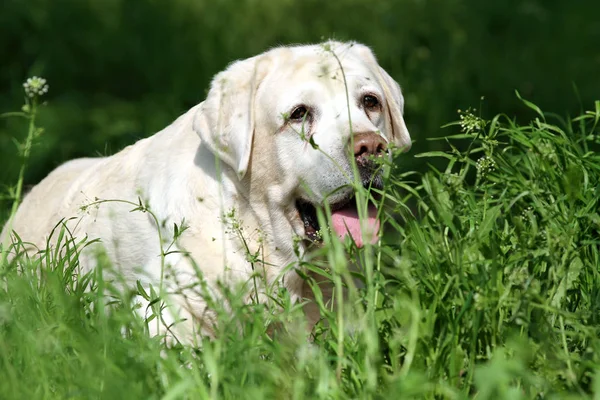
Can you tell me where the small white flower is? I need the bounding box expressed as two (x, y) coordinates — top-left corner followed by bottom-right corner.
(23, 76), (49, 98)
(476, 155), (496, 178)
(520, 206), (534, 221)
(458, 107), (486, 133)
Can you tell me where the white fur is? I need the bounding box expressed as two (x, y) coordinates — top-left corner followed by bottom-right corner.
(1, 41), (410, 342)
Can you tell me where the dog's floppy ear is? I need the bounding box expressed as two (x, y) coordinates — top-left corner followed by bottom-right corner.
(375, 66), (412, 152)
(349, 43), (411, 151)
(193, 55), (272, 179)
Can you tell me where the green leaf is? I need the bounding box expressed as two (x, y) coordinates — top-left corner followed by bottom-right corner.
(136, 281), (150, 301)
(515, 90), (544, 120)
(478, 205), (502, 241)
(414, 151), (456, 160)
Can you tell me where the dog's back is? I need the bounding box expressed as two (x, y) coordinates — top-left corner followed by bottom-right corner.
(1, 157), (102, 252)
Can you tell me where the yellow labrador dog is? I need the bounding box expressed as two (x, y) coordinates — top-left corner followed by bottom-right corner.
(1, 41), (411, 340)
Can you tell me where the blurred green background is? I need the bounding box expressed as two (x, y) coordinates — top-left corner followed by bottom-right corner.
(1, 0), (599, 202)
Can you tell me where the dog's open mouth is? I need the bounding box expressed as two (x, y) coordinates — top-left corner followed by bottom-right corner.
(296, 193), (381, 248)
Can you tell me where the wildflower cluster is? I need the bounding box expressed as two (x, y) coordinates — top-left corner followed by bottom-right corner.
(520, 206), (534, 221)
(476, 155), (496, 178)
(23, 76), (49, 98)
(443, 172), (462, 190)
(537, 140), (558, 163)
(458, 107), (486, 133)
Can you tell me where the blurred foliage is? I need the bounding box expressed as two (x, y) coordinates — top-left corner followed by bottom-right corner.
(1, 0), (599, 193)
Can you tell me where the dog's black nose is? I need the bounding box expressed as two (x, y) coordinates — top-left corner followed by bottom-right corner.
(353, 132), (387, 161)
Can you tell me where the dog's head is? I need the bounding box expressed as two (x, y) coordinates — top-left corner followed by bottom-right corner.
(194, 41), (411, 248)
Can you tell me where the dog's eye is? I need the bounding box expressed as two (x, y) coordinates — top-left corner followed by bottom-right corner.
(290, 106), (309, 121)
(363, 95), (380, 110)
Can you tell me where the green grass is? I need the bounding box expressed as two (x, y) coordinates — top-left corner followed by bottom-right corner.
(1, 98), (600, 399)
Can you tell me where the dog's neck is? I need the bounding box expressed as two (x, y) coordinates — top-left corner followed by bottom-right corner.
(227, 166), (307, 301)
(159, 109), (306, 302)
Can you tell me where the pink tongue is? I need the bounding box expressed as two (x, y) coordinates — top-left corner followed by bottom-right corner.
(331, 204), (380, 247)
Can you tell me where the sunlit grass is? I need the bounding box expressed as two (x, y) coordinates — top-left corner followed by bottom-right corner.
(1, 96), (599, 398)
